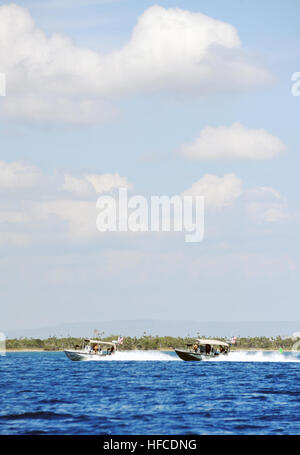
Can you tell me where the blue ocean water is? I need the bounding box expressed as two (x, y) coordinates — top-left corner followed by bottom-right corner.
(0, 351), (299, 435)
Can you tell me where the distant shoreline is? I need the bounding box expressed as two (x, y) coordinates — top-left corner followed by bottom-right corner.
(6, 335), (298, 352)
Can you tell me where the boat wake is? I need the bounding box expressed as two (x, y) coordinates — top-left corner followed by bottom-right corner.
(210, 351), (300, 363)
(82, 350), (300, 362)
(84, 350), (178, 361)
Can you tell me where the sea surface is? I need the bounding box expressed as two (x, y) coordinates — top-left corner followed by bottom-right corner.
(0, 350), (299, 435)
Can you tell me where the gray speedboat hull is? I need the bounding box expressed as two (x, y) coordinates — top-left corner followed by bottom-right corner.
(174, 349), (203, 361)
(64, 350), (113, 361)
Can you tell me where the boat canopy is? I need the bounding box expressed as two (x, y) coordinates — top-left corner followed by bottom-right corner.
(85, 339), (116, 347)
(196, 339), (229, 347)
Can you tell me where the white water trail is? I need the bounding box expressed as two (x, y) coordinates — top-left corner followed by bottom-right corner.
(84, 350), (300, 362)
(210, 351), (300, 363)
(84, 350), (178, 361)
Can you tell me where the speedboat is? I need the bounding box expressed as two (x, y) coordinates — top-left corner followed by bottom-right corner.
(64, 339), (120, 361)
(174, 338), (230, 361)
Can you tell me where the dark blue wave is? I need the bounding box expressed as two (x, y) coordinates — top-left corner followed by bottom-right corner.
(0, 411), (74, 420)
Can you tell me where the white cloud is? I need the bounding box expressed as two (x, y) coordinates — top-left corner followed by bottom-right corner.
(0, 198), (99, 242)
(62, 174), (92, 196)
(181, 123), (286, 160)
(0, 159), (292, 248)
(85, 173), (132, 193)
(0, 160), (131, 196)
(63, 172), (132, 195)
(247, 186), (284, 202)
(3, 96), (118, 125)
(182, 173), (242, 209)
(0, 4), (271, 123)
(258, 186), (283, 200)
(247, 202), (289, 223)
(246, 186), (289, 222)
(262, 205), (288, 222)
(0, 160), (133, 244)
(0, 160), (42, 189)
(33, 199), (98, 239)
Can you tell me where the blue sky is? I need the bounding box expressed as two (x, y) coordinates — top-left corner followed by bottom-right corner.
(0, 0), (300, 332)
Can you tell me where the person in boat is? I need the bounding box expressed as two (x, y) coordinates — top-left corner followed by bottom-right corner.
(205, 344), (211, 355)
(220, 345), (228, 354)
(193, 343), (199, 353)
(93, 344), (98, 354)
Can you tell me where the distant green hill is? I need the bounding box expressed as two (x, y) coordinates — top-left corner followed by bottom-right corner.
(6, 335), (300, 351)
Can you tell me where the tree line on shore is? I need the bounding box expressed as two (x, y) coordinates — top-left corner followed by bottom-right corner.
(6, 334), (299, 351)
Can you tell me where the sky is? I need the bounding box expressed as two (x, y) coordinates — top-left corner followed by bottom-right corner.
(0, 0), (300, 332)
